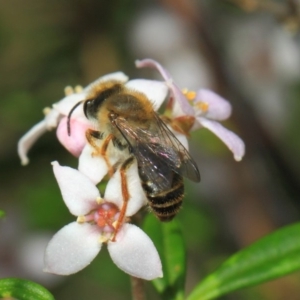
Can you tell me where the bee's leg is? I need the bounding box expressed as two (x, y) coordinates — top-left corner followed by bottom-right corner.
(100, 134), (115, 177)
(112, 156), (135, 242)
(85, 129), (103, 149)
(86, 130), (115, 177)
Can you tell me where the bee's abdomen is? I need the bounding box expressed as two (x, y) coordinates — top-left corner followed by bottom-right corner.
(141, 173), (184, 221)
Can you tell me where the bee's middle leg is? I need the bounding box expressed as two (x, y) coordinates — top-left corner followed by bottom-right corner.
(86, 129), (115, 176)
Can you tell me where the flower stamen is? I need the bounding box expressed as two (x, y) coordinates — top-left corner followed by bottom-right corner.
(64, 86), (74, 96)
(43, 107), (52, 116)
(77, 215), (85, 223)
(182, 88), (196, 101)
(195, 101), (209, 113)
(75, 85), (83, 93)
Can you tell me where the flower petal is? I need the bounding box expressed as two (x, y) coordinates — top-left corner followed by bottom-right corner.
(52, 161), (100, 215)
(195, 89), (232, 121)
(44, 222), (101, 275)
(84, 72), (129, 93)
(78, 144), (109, 184)
(198, 118), (245, 161)
(44, 109), (61, 129)
(108, 224), (162, 280)
(173, 131), (189, 150)
(56, 117), (90, 157)
(52, 93), (87, 120)
(104, 160), (147, 216)
(18, 120), (48, 165)
(125, 79), (168, 111)
(135, 58), (194, 116)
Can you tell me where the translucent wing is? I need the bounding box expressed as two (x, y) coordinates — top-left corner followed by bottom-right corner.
(114, 113), (200, 188)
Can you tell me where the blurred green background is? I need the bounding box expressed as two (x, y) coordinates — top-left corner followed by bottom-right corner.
(1, 0), (300, 299)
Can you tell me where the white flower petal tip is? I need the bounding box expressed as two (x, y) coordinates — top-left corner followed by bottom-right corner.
(78, 144), (109, 184)
(17, 120), (48, 166)
(199, 118), (245, 161)
(52, 161), (100, 216)
(44, 222), (101, 275)
(233, 139), (245, 161)
(108, 224), (163, 280)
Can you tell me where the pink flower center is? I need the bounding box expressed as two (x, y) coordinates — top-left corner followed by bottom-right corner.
(82, 202), (120, 234)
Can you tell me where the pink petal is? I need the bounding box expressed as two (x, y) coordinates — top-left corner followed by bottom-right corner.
(198, 118), (245, 161)
(108, 224), (162, 280)
(135, 58), (194, 116)
(195, 89), (232, 121)
(78, 144), (109, 184)
(52, 161), (100, 215)
(125, 79), (168, 111)
(104, 160), (147, 216)
(44, 222), (101, 275)
(18, 120), (48, 165)
(56, 117), (91, 157)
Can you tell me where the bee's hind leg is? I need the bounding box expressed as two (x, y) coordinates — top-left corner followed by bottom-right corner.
(112, 156), (135, 242)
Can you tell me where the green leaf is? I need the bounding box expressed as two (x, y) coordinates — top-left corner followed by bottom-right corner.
(187, 222), (300, 300)
(0, 278), (55, 300)
(143, 214), (186, 300)
(0, 210), (5, 219)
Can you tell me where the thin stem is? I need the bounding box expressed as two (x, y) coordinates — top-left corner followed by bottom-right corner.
(130, 276), (146, 300)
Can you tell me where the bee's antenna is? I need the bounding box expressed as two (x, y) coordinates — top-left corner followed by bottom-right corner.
(67, 101), (84, 136)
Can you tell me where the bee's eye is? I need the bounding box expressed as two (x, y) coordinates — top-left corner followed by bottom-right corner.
(83, 100), (93, 118)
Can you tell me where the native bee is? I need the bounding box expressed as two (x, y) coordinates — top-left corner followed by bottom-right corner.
(68, 80), (200, 222)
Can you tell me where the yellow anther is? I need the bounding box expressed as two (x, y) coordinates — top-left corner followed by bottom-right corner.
(195, 101), (209, 112)
(186, 91), (196, 101)
(43, 107), (52, 115)
(77, 216), (85, 223)
(182, 88), (196, 101)
(182, 88), (188, 95)
(99, 235), (109, 243)
(75, 85), (83, 93)
(96, 197), (104, 204)
(64, 86), (74, 96)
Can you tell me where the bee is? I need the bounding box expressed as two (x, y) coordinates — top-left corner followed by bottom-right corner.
(68, 80), (200, 226)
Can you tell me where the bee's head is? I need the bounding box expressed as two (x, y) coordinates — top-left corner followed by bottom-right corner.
(67, 81), (123, 136)
(84, 82), (123, 120)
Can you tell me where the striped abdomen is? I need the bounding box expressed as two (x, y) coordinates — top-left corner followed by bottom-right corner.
(139, 171), (184, 221)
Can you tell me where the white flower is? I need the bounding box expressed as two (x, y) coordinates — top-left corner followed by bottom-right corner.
(44, 161), (162, 280)
(136, 58), (245, 161)
(17, 72), (129, 165)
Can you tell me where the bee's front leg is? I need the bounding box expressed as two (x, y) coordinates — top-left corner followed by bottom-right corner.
(112, 156), (135, 242)
(86, 129), (115, 177)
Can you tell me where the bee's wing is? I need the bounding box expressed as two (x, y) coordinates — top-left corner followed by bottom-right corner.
(114, 113), (200, 183)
